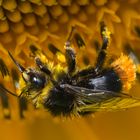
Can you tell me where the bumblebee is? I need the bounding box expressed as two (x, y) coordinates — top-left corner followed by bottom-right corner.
(1, 23), (140, 117)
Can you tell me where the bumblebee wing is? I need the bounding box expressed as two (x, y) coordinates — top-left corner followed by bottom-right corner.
(79, 96), (140, 113)
(61, 84), (128, 102)
(61, 84), (140, 112)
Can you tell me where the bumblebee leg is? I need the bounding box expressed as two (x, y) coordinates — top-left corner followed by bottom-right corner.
(35, 55), (59, 86)
(65, 27), (76, 74)
(35, 57), (51, 75)
(72, 67), (97, 82)
(65, 41), (76, 74)
(95, 22), (111, 73)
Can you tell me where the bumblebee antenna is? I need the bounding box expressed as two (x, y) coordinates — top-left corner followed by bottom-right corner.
(0, 84), (18, 97)
(8, 51), (25, 73)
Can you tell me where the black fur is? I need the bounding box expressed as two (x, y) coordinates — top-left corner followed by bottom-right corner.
(43, 68), (122, 116)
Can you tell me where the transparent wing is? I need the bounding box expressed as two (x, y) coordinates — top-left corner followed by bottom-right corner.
(60, 84), (140, 112)
(79, 96), (140, 113)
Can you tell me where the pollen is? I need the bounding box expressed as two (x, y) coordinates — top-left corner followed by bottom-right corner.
(111, 54), (136, 92)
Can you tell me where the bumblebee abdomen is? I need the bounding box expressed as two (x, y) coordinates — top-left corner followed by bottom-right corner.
(76, 54), (136, 93)
(89, 69), (122, 92)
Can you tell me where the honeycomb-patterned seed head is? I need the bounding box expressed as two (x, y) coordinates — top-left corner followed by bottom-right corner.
(0, 0), (139, 50)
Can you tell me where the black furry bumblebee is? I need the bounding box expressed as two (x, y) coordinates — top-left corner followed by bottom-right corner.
(1, 23), (140, 117)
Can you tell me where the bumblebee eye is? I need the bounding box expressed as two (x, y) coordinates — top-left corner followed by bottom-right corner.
(31, 75), (46, 88)
(22, 70), (46, 89)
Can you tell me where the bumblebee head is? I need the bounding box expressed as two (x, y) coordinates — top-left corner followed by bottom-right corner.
(8, 52), (48, 91)
(22, 68), (47, 89)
